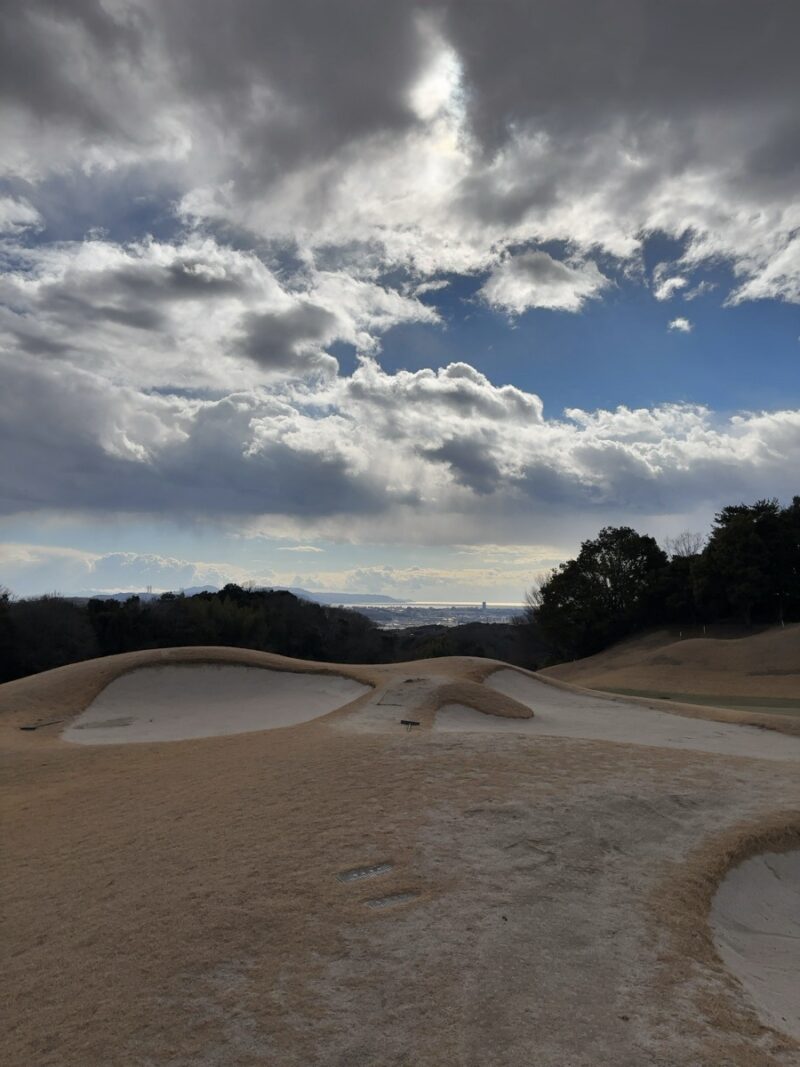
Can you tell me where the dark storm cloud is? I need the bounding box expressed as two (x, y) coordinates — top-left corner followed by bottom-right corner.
(153, 0), (427, 187)
(440, 2), (800, 254)
(10, 254), (252, 344)
(0, 0), (145, 134)
(0, 433), (384, 519)
(38, 252), (244, 328)
(7, 328), (72, 357)
(420, 436), (502, 496)
(108, 261), (245, 300)
(2, 0), (428, 186)
(172, 0), (799, 236)
(35, 281), (169, 333)
(741, 114), (800, 196)
(45, 259), (247, 310)
(439, 0), (800, 143)
(0, 361), (387, 519)
(512, 253), (586, 286)
(236, 303), (338, 371)
(9, 1), (797, 162)
(91, 304), (166, 331)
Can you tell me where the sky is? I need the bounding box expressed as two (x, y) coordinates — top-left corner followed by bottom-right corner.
(0, 0), (798, 601)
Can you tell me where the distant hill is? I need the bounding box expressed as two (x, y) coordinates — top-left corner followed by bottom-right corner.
(73, 585), (219, 602)
(68, 585), (403, 606)
(284, 587), (404, 606)
(392, 621), (545, 670)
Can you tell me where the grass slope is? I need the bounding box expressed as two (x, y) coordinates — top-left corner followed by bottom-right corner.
(541, 624), (800, 713)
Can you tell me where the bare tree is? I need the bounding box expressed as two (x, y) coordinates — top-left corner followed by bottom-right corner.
(663, 531), (705, 558)
(517, 569), (556, 625)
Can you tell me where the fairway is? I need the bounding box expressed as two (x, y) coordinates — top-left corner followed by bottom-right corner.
(594, 688), (800, 718)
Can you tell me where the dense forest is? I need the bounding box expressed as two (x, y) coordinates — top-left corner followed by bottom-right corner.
(1, 497), (797, 683)
(524, 497), (800, 660)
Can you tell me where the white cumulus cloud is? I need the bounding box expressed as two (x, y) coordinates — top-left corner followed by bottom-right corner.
(668, 317), (693, 333)
(480, 251), (609, 314)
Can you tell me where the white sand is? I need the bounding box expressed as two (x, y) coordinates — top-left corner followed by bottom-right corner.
(434, 669), (800, 761)
(63, 665), (369, 744)
(711, 850), (800, 1040)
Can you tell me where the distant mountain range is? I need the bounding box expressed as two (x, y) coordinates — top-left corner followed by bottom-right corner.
(285, 587), (404, 605)
(71, 585), (217, 602)
(70, 585), (405, 606)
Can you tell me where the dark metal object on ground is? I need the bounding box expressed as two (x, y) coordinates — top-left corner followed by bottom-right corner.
(337, 862), (393, 883)
(400, 719), (420, 731)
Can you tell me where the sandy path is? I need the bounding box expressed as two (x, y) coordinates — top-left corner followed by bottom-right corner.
(433, 669), (800, 761)
(63, 665), (370, 744)
(711, 850), (800, 1042)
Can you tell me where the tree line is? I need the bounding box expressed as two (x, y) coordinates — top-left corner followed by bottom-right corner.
(0, 586), (381, 683)
(0, 584), (544, 683)
(523, 497), (800, 660)
(1, 496), (796, 683)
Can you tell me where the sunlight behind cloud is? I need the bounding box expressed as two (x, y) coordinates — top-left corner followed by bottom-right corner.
(1, 1), (797, 598)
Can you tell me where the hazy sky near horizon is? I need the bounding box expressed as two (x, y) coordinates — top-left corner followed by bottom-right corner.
(1, 0), (798, 599)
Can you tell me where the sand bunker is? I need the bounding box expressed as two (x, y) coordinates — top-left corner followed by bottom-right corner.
(711, 850), (800, 1041)
(63, 664), (369, 744)
(434, 669), (800, 761)
(4, 646), (800, 1065)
